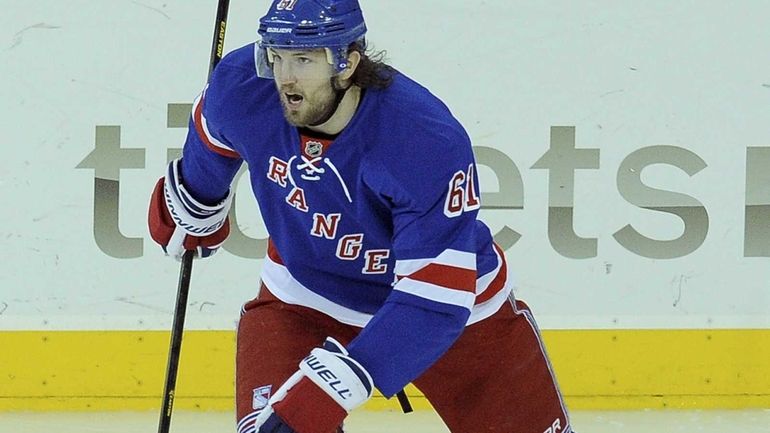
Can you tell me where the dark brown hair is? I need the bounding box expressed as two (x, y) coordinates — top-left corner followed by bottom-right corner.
(348, 41), (396, 89)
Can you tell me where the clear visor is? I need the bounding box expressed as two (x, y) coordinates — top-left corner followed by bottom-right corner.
(256, 46), (340, 80)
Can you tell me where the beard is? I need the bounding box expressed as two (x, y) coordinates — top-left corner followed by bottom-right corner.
(278, 80), (339, 127)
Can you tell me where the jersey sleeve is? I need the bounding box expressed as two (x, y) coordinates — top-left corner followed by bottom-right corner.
(347, 125), (482, 397)
(178, 57), (244, 204)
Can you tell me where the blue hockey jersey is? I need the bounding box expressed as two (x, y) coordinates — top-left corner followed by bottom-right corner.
(179, 43), (513, 396)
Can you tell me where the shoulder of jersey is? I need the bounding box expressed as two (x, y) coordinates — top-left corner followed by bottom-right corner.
(357, 74), (475, 207)
(205, 43), (278, 117)
(367, 74), (472, 167)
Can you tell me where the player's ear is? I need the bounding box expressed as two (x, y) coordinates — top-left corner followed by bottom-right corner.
(338, 50), (361, 81)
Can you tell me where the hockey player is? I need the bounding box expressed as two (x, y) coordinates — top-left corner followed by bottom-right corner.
(148, 0), (573, 432)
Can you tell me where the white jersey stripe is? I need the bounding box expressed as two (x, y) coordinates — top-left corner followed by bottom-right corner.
(394, 249), (476, 276)
(394, 278), (476, 310)
(261, 256), (374, 327)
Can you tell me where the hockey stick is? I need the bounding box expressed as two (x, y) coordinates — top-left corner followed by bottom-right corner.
(157, 2), (230, 433)
(396, 389), (413, 413)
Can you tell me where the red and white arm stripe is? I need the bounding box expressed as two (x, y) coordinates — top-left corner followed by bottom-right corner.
(404, 262), (477, 292)
(467, 244), (512, 324)
(475, 247), (502, 296)
(192, 88), (240, 159)
(394, 249), (477, 310)
(393, 245), (509, 309)
(475, 243), (507, 304)
(393, 278), (477, 310)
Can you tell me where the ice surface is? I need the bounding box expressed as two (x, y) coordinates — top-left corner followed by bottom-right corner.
(1, 409), (768, 433)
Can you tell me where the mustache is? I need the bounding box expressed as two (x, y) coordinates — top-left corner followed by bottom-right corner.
(278, 84), (303, 95)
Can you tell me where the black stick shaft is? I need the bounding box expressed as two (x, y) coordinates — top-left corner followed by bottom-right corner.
(157, 2), (230, 433)
(208, 0), (231, 78)
(157, 250), (194, 433)
(396, 390), (413, 413)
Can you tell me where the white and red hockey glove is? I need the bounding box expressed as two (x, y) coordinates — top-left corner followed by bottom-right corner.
(254, 338), (374, 433)
(148, 159), (232, 260)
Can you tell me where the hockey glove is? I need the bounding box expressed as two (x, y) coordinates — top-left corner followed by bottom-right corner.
(148, 159), (232, 260)
(254, 338), (374, 433)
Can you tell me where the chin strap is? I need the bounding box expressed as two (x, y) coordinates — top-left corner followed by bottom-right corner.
(309, 79), (351, 127)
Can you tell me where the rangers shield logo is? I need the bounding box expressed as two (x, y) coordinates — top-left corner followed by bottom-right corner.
(252, 385), (272, 410)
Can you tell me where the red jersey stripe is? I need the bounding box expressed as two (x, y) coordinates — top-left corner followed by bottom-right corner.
(193, 93), (240, 159)
(399, 263), (476, 293)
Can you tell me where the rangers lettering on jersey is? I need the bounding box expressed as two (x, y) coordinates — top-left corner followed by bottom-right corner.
(267, 156), (290, 187)
(337, 234), (364, 260)
(363, 250), (390, 274)
(311, 213), (342, 239)
(285, 187), (309, 212)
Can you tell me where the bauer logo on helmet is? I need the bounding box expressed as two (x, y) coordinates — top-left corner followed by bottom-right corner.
(266, 27), (293, 34)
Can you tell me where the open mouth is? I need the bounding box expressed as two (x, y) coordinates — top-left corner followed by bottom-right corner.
(285, 93), (304, 107)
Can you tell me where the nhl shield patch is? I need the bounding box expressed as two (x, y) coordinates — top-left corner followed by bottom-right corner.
(304, 140), (323, 158)
(252, 385), (272, 410)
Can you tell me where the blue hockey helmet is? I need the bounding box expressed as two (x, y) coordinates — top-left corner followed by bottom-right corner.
(256, 0), (367, 78)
